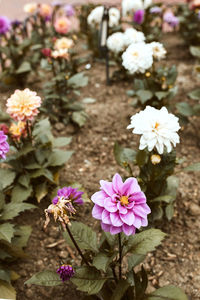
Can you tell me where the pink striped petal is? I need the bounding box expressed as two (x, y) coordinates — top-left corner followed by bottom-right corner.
(104, 199), (118, 212)
(122, 177), (140, 196)
(100, 180), (114, 196)
(120, 211), (135, 226)
(110, 225), (122, 235)
(110, 212), (124, 226)
(122, 224), (136, 236)
(101, 222), (110, 232)
(132, 215), (142, 229)
(92, 205), (103, 220)
(102, 209), (111, 224)
(133, 205), (148, 218)
(91, 191), (105, 207)
(117, 202), (128, 214)
(112, 173), (123, 193)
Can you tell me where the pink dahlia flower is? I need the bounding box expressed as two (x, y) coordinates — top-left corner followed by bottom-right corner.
(92, 173), (151, 236)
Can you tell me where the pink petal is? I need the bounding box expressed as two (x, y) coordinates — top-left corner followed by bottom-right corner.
(110, 225), (122, 235)
(141, 203), (151, 214)
(141, 217), (148, 227)
(92, 205), (103, 220)
(132, 215), (142, 229)
(127, 202), (135, 209)
(117, 202), (128, 214)
(122, 177), (140, 196)
(104, 199), (118, 212)
(91, 191), (105, 207)
(129, 192), (146, 204)
(110, 212), (124, 226)
(101, 222), (110, 232)
(133, 205), (148, 218)
(102, 209), (111, 224)
(122, 224), (136, 236)
(100, 180), (114, 196)
(112, 173), (123, 194)
(120, 211), (135, 226)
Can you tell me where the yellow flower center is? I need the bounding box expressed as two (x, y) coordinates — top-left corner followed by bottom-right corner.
(153, 122), (160, 132)
(120, 196), (129, 206)
(132, 51), (139, 58)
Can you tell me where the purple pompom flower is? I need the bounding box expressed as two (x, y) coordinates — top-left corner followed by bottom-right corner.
(133, 10), (145, 25)
(0, 131), (9, 160)
(150, 6), (162, 14)
(0, 16), (11, 34)
(52, 187), (84, 205)
(57, 265), (75, 282)
(64, 4), (75, 17)
(163, 12), (179, 27)
(91, 173), (151, 236)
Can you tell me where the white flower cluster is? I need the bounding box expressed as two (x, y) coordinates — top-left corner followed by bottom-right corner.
(87, 6), (120, 28)
(127, 106), (180, 154)
(122, 0), (152, 17)
(107, 28), (145, 54)
(148, 42), (167, 60)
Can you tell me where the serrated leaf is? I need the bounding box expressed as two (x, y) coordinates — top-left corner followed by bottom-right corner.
(33, 118), (53, 144)
(128, 253), (145, 270)
(35, 182), (48, 203)
(0, 169), (16, 190)
(188, 88), (200, 100)
(151, 195), (174, 203)
(165, 176), (179, 199)
(30, 169), (54, 183)
(68, 72), (89, 88)
(63, 221), (98, 252)
(0, 269), (10, 283)
(124, 229), (166, 255)
(0, 280), (16, 300)
(136, 90), (153, 104)
(155, 91), (169, 100)
(1, 203), (36, 220)
(114, 142), (137, 167)
(190, 46), (200, 58)
(53, 137), (72, 148)
(11, 184), (33, 203)
(183, 162), (200, 172)
(12, 225), (32, 248)
(165, 204), (174, 221)
(16, 61), (31, 74)
(147, 285), (188, 300)
(0, 223), (15, 243)
(93, 252), (115, 272)
(25, 270), (61, 286)
(71, 266), (106, 295)
(110, 280), (129, 300)
(47, 150), (73, 167)
(176, 102), (193, 117)
(72, 111), (88, 127)
(18, 174), (30, 188)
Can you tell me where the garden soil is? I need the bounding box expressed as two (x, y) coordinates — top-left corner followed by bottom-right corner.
(0, 12), (200, 300)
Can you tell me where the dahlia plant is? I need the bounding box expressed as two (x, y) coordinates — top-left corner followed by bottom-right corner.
(114, 106), (199, 221)
(26, 176), (187, 300)
(0, 89), (73, 204)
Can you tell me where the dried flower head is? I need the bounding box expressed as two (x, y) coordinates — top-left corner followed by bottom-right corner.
(45, 187), (84, 229)
(6, 89), (41, 122)
(57, 265), (75, 281)
(9, 121), (26, 140)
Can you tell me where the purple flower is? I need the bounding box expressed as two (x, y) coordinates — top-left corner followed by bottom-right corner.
(163, 12), (179, 27)
(63, 4), (75, 17)
(57, 265), (75, 282)
(52, 187), (84, 205)
(0, 131), (9, 160)
(150, 6), (162, 14)
(91, 173), (151, 236)
(133, 10), (145, 25)
(0, 16), (11, 34)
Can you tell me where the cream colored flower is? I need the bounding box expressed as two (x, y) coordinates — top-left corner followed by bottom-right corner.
(6, 89), (41, 121)
(9, 121), (26, 140)
(107, 32), (126, 53)
(124, 28), (146, 47)
(52, 49), (69, 60)
(24, 2), (37, 14)
(149, 42), (167, 60)
(151, 154), (161, 165)
(39, 4), (52, 18)
(54, 37), (74, 50)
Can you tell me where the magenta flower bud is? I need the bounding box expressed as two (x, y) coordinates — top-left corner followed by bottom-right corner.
(57, 265), (75, 282)
(0, 131), (9, 160)
(133, 10), (145, 25)
(0, 16), (11, 34)
(91, 173), (151, 236)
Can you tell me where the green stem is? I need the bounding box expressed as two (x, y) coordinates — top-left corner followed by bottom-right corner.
(65, 224), (90, 266)
(118, 233), (122, 280)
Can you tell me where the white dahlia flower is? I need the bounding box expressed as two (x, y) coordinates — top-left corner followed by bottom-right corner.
(149, 42), (167, 60)
(122, 43), (153, 74)
(124, 28), (146, 47)
(87, 6), (120, 28)
(127, 106), (180, 154)
(107, 32), (126, 53)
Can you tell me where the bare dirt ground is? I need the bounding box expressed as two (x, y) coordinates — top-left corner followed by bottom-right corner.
(0, 33), (199, 300)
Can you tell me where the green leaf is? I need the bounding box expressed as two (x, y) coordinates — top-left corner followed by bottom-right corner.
(190, 46), (200, 58)
(124, 229), (166, 255)
(72, 111), (88, 127)
(92, 252), (115, 272)
(126, 90), (135, 97)
(110, 280), (129, 300)
(0, 223), (15, 243)
(136, 90), (153, 104)
(71, 266), (106, 295)
(0, 269), (10, 283)
(155, 91), (169, 100)
(35, 182), (48, 203)
(30, 169), (54, 183)
(103, 232), (117, 248)
(47, 150), (73, 167)
(18, 174), (30, 188)
(136, 150), (148, 167)
(25, 270), (61, 286)
(11, 184), (33, 203)
(147, 285), (188, 300)
(0, 280), (16, 300)
(128, 253), (145, 270)
(1, 203), (36, 220)
(165, 204), (174, 221)
(68, 72), (89, 88)
(188, 88), (200, 100)
(165, 176), (179, 199)
(12, 225), (32, 248)
(151, 195), (174, 204)
(16, 61), (31, 74)
(183, 162), (200, 172)
(82, 97), (96, 104)
(0, 169), (16, 190)
(114, 142), (137, 167)
(53, 137), (72, 148)
(63, 221), (98, 252)
(176, 102), (193, 117)
(33, 118), (53, 144)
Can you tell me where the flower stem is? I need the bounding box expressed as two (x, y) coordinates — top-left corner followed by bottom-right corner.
(65, 224), (89, 266)
(118, 233), (122, 280)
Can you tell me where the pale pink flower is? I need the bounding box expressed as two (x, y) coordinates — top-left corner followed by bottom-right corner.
(54, 17), (71, 34)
